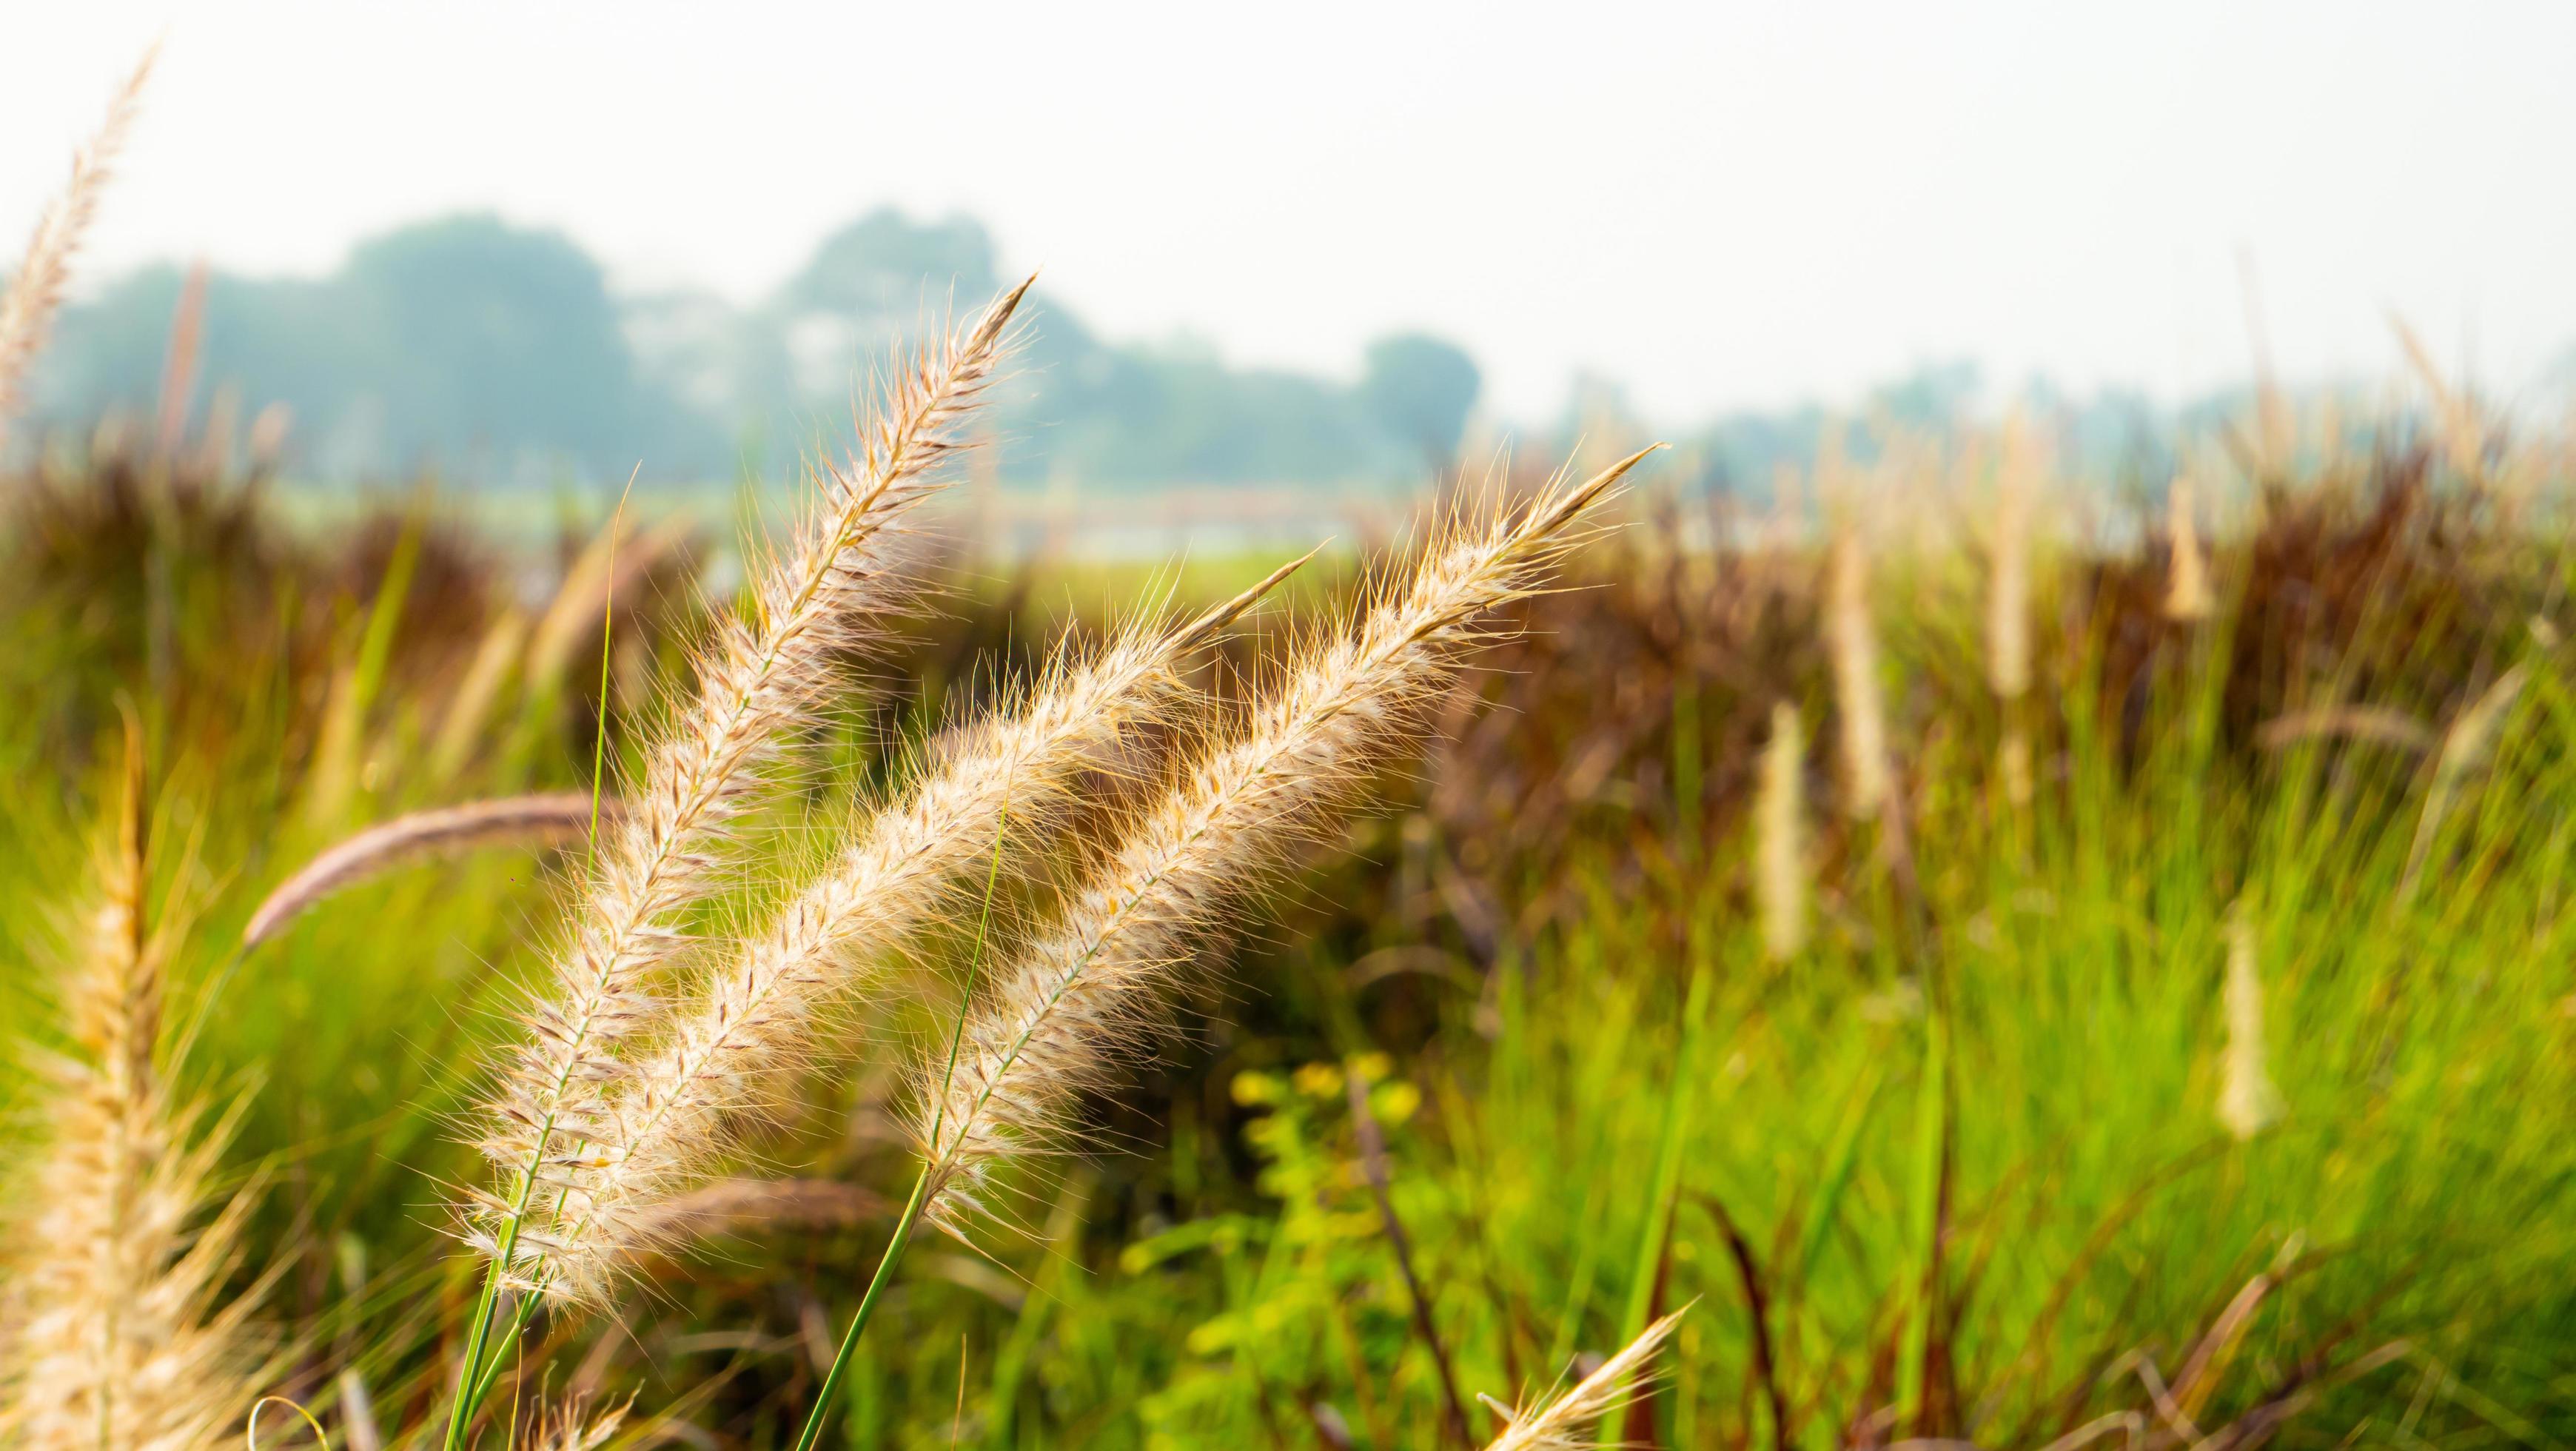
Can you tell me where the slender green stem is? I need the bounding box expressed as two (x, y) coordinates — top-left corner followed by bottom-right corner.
(441, 1173), (538, 1450)
(465, 1293), (540, 1419)
(1594, 959), (1712, 1446)
(794, 1166), (932, 1451)
(1895, 991), (1951, 1430)
(442, 478), (630, 1451)
(441, 1262), (505, 1449)
(796, 775), (1012, 1451)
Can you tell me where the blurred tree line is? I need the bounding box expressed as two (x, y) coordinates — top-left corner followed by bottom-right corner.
(15, 204), (2276, 494)
(19, 208), (1483, 489)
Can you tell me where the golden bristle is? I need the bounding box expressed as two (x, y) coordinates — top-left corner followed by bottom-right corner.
(0, 46), (155, 454)
(469, 280), (1029, 1287)
(512, 560), (1303, 1302)
(1826, 519), (1890, 820)
(2216, 899), (2284, 1142)
(1756, 701), (1808, 963)
(915, 452), (1653, 1224)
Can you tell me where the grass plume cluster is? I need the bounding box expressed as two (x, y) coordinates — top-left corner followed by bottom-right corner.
(7, 53), (2576, 1450)
(916, 458), (1646, 1225)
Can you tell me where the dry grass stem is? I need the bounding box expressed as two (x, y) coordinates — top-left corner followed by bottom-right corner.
(2216, 900), (2283, 1142)
(914, 452), (1653, 1223)
(2391, 314), (2486, 481)
(1757, 701), (1808, 962)
(472, 278), (1030, 1284)
(1477, 1308), (1685, 1451)
(532, 1395), (630, 1451)
(523, 512), (697, 691)
(243, 792), (617, 948)
(2255, 706), (2437, 756)
(1827, 519), (1891, 820)
(2166, 475), (2214, 623)
(0, 46), (155, 454)
(1987, 428), (2033, 703)
(1990, 429), (2036, 805)
(152, 261), (207, 458)
(2400, 664), (2529, 899)
(429, 605), (534, 780)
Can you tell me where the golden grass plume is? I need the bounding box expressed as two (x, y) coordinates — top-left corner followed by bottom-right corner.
(469, 278), (1030, 1285)
(501, 557), (1302, 1301)
(0, 731), (266, 1451)
(2166, 474), (2214, 623)
(2217, 899), (2284, 1142)
(0, 46), (155, 454)
(1757, 700), (1808, 962)
(913, 450), (1654, 1224)
(1826, 518), (1890, 820)
(242, 791), (613, 948)
(1477, 1308), (1685, 1451)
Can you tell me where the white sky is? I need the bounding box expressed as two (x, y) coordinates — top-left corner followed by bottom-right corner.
(3, 1), (2570, 423)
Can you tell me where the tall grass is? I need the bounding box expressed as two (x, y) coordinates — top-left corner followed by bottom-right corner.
(10, 374), (2576, 1444)
(4, 67), (2576, 1448)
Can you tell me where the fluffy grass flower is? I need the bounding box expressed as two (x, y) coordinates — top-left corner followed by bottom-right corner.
(915, 451), (1655, 1222)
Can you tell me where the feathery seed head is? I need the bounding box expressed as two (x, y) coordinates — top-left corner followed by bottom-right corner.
(0, 45), (155, 455)
(1826, 519), (1890, 820)
(492, 542), (1308, 1301)
(1479, 1308), (1685, 1450)
(2218, 899), (2284, 1142)
(1757, 701), (1808, 963)
(2, 731), (269, 1451)
(243, 792), (612, 948)
(464, 279), (1030, 1283)
(912, 449), (1657, 1223)
(1987, 423), (2035, 702)
(2167, 474), (2214, 623)
(532, 1395), (631, 1451)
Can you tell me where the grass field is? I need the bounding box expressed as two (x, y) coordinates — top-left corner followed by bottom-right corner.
(6, 379), (2576, 1450)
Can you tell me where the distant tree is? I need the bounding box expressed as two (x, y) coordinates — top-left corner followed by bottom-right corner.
(31, 213), (719, 482)
(341, 214), (655, 476)
(1867, 358), (1981, 428)
(757, 209), (1009, 458)
(1357, 332), (1481, 469)
(783, 209), (999, 312)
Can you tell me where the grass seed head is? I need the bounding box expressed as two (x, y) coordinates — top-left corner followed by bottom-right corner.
(913, 450), (1655, 1224)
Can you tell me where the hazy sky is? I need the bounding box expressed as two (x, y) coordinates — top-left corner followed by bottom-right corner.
(4, 1), (2570, 423)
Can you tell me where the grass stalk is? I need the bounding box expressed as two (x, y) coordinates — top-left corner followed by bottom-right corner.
(794, 777), (1014, 1451)
(1593, 957), (1711, 1445)
(1894, 987), (1951, 1430)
